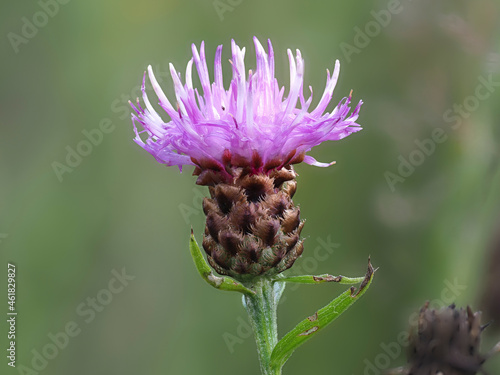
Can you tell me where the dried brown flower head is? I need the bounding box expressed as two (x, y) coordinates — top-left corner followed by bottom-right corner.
(395, 302), (500, 375)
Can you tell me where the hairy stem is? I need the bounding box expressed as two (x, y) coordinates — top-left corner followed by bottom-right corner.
(243, 278), (284, 375)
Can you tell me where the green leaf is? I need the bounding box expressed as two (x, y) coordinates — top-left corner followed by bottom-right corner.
(278, 274), (365, 285)
(270, 259), (375, 371)
(189, 229), (255, 296)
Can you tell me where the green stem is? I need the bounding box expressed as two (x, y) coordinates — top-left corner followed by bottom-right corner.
(243, 277), (284, 375)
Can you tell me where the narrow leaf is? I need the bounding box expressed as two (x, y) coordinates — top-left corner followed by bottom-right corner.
(189, 229), (255, 296)
(270, 259), (375, 371)
(279, 274), (365, 285)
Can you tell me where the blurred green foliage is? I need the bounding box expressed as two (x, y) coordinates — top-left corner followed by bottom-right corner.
(1, 0), (499, 374)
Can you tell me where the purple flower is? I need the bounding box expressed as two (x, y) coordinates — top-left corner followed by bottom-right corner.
(131, 37), (362, 174)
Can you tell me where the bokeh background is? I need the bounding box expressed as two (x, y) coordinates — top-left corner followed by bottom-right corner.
(1, 0), (500, 374)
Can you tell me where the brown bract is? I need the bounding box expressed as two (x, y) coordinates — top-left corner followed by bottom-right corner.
(199, 164), (304, 278)
(191, 149), (305, 186)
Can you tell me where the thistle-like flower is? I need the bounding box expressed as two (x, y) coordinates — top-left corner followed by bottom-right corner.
(131, 37), (362, 278)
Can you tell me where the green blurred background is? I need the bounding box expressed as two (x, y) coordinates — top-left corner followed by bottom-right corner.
(1, 0), (500, 374)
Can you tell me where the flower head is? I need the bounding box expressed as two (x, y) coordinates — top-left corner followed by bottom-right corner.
(396, 303), (500, 375)
(131, 37), (362, 180)
(131, 38), (363, 277)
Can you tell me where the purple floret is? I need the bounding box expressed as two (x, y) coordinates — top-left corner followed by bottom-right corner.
(131, 37), (362, 172)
